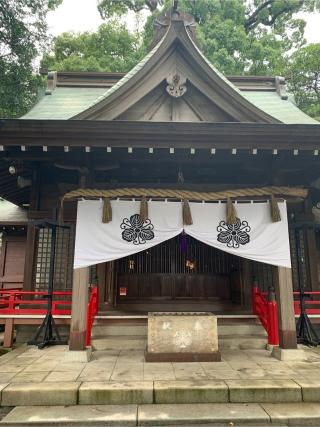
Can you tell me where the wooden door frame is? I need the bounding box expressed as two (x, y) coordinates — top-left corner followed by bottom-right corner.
(97, 261), (115, 311)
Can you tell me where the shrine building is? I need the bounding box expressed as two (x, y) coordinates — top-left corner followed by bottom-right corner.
(1, 6), (320, 356)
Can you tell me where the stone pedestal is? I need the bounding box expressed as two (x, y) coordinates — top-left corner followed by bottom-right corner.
(272, 346), (306, 361)
(145, 312), (221, 362)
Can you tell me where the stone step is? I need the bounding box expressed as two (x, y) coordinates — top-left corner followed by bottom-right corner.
(3, 403), (320, 426)
(218, 323), (267, 336)
(219, 334), (267, 350)
(92, 323), (266, 337)
(91, 336), (147, 350)
(91, 334), (267, 351)
(0, 405), (137, 426)
(0, 379), (310, 407)
(138, 402), (320, 426)
(92, 324), (147, 337)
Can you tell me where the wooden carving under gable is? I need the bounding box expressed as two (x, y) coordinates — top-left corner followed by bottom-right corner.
(166, 73), (187, 98)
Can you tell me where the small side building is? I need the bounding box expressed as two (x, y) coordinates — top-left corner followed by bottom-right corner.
(0, 200), (27, 290)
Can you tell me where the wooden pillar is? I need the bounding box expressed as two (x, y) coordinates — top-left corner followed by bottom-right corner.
(23, 225), (36, 291)
(242, 258), (252, 308)
(23, 168), (40, 291)
(69, 267), (89, 351)
(306, 228), (319, 290)
(3, 318), (14, 348)
(274, 267), (297, 349)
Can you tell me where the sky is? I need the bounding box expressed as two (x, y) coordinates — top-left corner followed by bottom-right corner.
(47, 0), (144, 36)
(47, 0), (320, 43)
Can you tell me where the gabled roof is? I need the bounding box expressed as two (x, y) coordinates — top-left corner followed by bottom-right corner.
(70, 18), (279, 123)
(21, 12), (319, 125)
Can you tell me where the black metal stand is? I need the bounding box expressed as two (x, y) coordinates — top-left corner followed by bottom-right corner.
(296, 291), (319, 346)
(28, 220), (70, 349)
(295, 226), (320, 346)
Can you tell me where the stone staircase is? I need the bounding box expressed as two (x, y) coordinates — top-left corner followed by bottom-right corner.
(91, 318), (267, 351)
(3, 402), (320, 426)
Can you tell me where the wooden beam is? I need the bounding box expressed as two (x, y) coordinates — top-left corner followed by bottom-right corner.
(69, 267), (89, 351)
(1, 120), (320, 148)
(274, 266), (297, 349)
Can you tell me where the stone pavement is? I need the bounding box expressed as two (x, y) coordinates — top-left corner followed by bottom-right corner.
(0, 344), (319, 408)
(1, 345), (320, 424)
(2, 344), (320, 384)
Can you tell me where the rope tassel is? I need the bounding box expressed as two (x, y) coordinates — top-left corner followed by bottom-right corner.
(182, 199), (193, 225)
(270, 195), (281, 222)
(226, 197), (237, 225)
(102, 198), (112, 223)
(140, 196), (148, 222)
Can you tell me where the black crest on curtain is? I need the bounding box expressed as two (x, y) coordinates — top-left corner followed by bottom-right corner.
(217, 218), (251, 248)
(121, 214), (155, 245)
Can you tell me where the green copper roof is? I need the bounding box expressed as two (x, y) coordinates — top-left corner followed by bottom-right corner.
(22, 88), (107, 120)
(22, 86), (318, 124)
(22, 41), (162, 120)
(21, 21), (319, 125)
(242, 91), (319, 124)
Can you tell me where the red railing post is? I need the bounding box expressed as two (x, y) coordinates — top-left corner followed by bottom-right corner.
(85, 285), (99, 347)
(252, 277), (259, 315)
(252, 280), (279, 347)
(8, 294), (15, 313)
(266, 287), (279, 346)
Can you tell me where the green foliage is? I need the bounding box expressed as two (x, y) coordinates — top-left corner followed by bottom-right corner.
(41, 23), (145, 72)
(97, 0), (319, 76)
(143, 0), (312, 76)
(287, 44), (320, 121)
(0, 0), (62, 118)
(97, 0), (162, 18)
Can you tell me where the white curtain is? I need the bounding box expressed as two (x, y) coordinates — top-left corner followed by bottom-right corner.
(74, 199), (291, 269)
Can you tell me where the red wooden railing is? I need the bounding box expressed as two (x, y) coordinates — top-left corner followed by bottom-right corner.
(252, 283), (279, 346)
(0, 290), (72, 315)
(85, 286), (99, 346)
(293, 291), (320, 315)
(0, 286), (99, 347)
